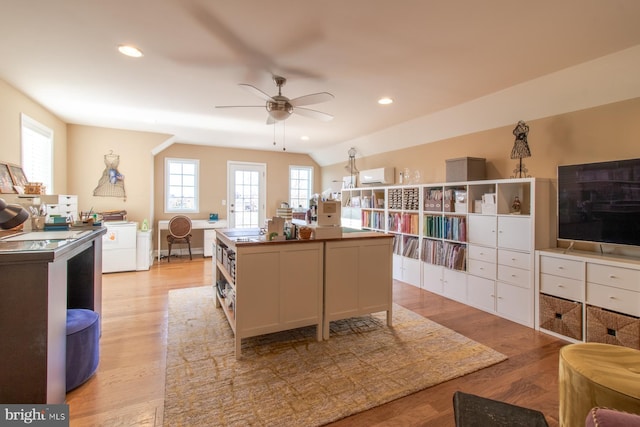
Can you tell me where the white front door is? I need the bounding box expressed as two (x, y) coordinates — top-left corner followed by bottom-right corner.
(228, 162), (266, 228)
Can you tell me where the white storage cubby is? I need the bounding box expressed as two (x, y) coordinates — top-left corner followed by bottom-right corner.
(342, 177), (555, 327)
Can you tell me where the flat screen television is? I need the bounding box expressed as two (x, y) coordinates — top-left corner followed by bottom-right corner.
(558, 158), (640, 247)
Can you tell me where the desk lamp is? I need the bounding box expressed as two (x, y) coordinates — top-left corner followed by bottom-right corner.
(0, 198), (29, 230)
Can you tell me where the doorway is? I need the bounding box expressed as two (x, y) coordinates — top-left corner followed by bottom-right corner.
(227, 162), (266, 228)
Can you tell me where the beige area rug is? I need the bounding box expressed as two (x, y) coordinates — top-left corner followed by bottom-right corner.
(164, 286), (507, 426)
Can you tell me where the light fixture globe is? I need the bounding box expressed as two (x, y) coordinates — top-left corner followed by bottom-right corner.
(266, 95), (293, 121)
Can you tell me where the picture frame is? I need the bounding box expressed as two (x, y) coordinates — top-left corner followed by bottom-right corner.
(8, 163), (28, 188)
(0, 163), (16, 193)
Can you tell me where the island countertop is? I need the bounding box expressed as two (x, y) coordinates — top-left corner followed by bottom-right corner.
(216, 227), (393, 247)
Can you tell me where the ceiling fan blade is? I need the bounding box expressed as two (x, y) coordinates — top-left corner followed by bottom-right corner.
(293, 107), (334, 122)
(290, 92), (334, 107)
(239, 84), (273, 102)
(215, 105), (265, 109)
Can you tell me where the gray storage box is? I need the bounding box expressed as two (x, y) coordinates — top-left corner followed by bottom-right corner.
(446, 157), (486, 182)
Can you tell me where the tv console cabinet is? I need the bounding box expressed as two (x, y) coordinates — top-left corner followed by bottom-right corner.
(536, 248), (640, 348)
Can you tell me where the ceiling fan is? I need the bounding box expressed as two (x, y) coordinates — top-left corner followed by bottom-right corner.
(216, 75), (334, 124)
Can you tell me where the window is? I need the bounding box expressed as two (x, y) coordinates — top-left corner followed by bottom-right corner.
(21, 114), (53, 194)
(165, 158), (199, 213)
(289, 166), (313, 209)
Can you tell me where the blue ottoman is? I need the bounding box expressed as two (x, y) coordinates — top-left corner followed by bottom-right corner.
(66, 309), (100, 392)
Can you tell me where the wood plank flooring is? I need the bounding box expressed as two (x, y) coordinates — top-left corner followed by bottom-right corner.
(66, 257), (567, 426)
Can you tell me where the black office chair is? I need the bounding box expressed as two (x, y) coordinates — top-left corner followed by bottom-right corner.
(453, 391), (549, 427)
(166, 215), (192, 262)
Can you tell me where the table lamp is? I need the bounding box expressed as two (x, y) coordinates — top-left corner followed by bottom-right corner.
(0, 198), (29, 230)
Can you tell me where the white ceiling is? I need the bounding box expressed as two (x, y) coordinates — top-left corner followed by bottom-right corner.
(2, 0), (640, 166)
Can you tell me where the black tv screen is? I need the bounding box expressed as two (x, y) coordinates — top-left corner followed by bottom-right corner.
(558, 158), (640, 247)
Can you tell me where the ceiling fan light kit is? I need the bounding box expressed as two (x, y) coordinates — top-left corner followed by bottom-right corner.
(217, 75), (334, 124)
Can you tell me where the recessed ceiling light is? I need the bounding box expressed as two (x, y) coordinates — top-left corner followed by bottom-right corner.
(301, 136), (310, 141)
(118, 44), (143, 58)
(378, 97), (393, 105)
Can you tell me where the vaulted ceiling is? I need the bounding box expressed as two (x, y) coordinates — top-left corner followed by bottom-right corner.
(2, 0), (640, 165)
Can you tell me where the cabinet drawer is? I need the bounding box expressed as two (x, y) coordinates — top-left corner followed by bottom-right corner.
(468, 245), (496, 263)
(586, 282), (640, 317)
(57, 194), (78, 204)
(498, 265), (531, 288)
(587, 263), (640, 292)
(540, 256), (583, 280)
(468, 259), (496, 280)
(540, 273), (583, 301)
(498, 249), (530, 270)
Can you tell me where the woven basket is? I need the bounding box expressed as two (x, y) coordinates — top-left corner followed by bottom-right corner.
(539, 293), (583, 340)
(586, 305), (640, 350)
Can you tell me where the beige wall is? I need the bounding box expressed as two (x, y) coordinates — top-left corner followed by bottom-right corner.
(321, 97), (640, 189)
(67, 125), (171, 226)
(0, 79), (68, 192)
(153, 143), (320, 250)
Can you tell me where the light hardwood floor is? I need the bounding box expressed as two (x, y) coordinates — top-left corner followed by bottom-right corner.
(66, 256), (567, 426)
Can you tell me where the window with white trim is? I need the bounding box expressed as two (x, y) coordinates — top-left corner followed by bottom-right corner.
(165, 158), (199, 213)
(21, 114), (53, 194)
(289, 165), (313, 209)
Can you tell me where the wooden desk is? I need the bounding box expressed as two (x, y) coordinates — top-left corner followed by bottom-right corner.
(0, 227), (106, 403)
(157, 219), (228, 262)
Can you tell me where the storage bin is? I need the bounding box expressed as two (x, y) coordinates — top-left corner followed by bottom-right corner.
(446, 157), (486, 182)
(586, 305), (640, 350)
(540, 294), (583, 340)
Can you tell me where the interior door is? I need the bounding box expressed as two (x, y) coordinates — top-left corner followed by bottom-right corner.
(228, 162), (266, 228)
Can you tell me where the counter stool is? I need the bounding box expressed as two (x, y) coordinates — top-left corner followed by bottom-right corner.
(66, 309), (100, 392)
(559, 342), (640, 427)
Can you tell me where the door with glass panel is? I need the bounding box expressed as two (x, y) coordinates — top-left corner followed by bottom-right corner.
(228, 162), (266, 228)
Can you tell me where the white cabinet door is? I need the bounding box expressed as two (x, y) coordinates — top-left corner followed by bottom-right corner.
(468, 215), (497, 247)
(443, 269), (467, 302)
(468, 275), (495, 312)
(422, 262), (444, 294)
(497, 281), (532, 326)
(393, 254), (421, 287)
(497, 216), (531, 251)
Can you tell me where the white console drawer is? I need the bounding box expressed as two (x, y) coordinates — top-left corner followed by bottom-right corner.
(498, 265), (530, 288)
(587, 263), (640, 292)
(540, 273), (583, 301)
(540, 256), (583, 280)
(498, 249), (530, 270)
(56, 194), (78, 204)
(468, 259), (496, 280)
(468, 245), (496, 263)
(586, 282), (640, 317)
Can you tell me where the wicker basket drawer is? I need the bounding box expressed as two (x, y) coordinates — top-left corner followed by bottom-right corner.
(539, 293), (583, 340)
(586, 305), (640, 350)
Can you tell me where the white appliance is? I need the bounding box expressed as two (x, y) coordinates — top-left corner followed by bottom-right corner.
(102, 221), (137, 273)
(359, 167), (395, 185)
(136, 229), (153, 270)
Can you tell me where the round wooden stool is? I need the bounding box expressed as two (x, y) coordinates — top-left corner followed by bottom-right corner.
(559, 342), (640, 427)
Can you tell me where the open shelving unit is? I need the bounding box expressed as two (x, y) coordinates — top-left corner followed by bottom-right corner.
(341, 177), (555, 327)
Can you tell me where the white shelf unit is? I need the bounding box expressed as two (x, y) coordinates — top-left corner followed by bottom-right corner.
(341, 178), (555, 327)
(536, 248), (640, 349)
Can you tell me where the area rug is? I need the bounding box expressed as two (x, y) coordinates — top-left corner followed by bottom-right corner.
(163, 286), (507, 426)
